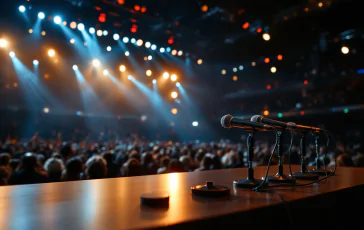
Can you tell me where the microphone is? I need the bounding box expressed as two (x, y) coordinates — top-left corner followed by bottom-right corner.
(221, 114), (274, 131)
(250, 115), (324, 132)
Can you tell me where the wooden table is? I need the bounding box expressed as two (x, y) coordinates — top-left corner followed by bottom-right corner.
(0, 165), (363, 230)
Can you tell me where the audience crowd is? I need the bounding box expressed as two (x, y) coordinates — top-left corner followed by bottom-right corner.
(0, 132), (362, 186)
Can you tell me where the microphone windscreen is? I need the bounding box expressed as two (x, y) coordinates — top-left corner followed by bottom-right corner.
(221, 114), (233, 128)
(250, 115), (263, 123)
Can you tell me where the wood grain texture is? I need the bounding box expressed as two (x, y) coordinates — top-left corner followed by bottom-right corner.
(0, 165), (362, 230)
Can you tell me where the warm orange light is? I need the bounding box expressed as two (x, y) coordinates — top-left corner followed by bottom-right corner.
(117, 0), (124, 4)
(29, 29), (33, 34)
(141, 6), (147, 13)
(304, 80), (308, 85)
(171, 50), (177, 56)
(264, 58), (270, 63)
(242, 22), (249, 29)
(197, 59), (203, 65)
(263, 110), (270, 116)
(266, 85), (271, 90)
(48, 49), (55, 57)
(277, 54), (283, 60)
(171, 108), (178, 115)
(163, 72), (169, 79)
(134, 5), (141, 11)
(70, 21), (77, 29)
(201, 5), (208, 12)
(256, 28), (262, 33)
(146, 70), (152, 76)
(44, 74), (49, 79)
(119, 65), (126, 72)
(13, 82), (18, 87)
(232, 76), (238, 81)
(171, 74), (177, 81)
(171, 91), (178, 99)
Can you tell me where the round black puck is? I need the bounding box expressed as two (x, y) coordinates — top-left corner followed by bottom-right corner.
(140, 192), (169, 208)
(191, 181), (230, 197)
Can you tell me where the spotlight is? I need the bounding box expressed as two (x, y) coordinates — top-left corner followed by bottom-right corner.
(73, 65), (78, 70)
(145, 41), (151, 48)
(171, 108), (178, 115)
(43, 107), (50, 113)
(97, 30), (103, 36)
(233, 67), (237, 72)
(70, 39), (75, 44)
(0, 39), (8, 48)
(151, 44), (157, 50)
(239, 65), (244, 70)
(341, 46), (349, 54)
(171, 74), (177, 81)
(171, 50), (177, 56)
(163, 72), (169, 79)
(128, 75), (133, 80)
(77, 23), (85, 31)
(197, 59), (203, 65)
(106, 46), (112, 51)
(53, 16), (62, 24)
(29, 29), (33, 34)
(92, 59), (100, 67)
(166, 47), (171, 52)
(252, 61), (256, 66)
(113, 34), (120, 40)
(125, 51), (130, 56)
(262, 33), (270, 41)
(146, 70), (152, 76)
(152, 79), (157, 84)
(192, 121), (199, 127)
(89, 27), (95, 34)
(131, 38), (136, 43)
(103, 30), (108, 36)
(38, 12), (45, 19)
(123, 37), (129, 43)
(119, 65), (126, 72)
(176, 82), (181, 87)
(171, 91), (178, 99)
(19, 5), (26, 13)
(178, 50), (183, 56)
(160, 47), (165, 53)
(33, 60), (39, 65)
(232, 76), (238, 81)
(41, 31), (46, 36)
(70, 22), (77, 29)
(48, 49), (55, 57)
(103, 69), (108, 75)
(136, 39), (143, 46)
(9, 51), (15, 57)
(270, 66), (277, 73)
(221, 69), (226, 75)
(263, 110), (269, 116)
(147, 55), (152, 60)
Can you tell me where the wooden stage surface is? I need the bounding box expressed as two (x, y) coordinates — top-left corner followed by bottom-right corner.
(0, 165), (363, 229)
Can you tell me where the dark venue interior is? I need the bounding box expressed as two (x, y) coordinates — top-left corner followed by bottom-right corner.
(0, 0), (363, 229)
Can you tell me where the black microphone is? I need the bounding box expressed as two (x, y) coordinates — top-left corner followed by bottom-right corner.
(221, 114), (274, 131)
(250, 115), (324, 132)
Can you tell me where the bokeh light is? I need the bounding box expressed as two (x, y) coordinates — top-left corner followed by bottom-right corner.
(171, 108), (178, 115)
(163, 72), (169, 79)
(92, 59), (100, 67)
(0, 39), (8, 48)
(146, 70), (152, 76)
(270, 66), (277, 73)
(171, 91), (178, 99)
(119, 65), (126, 72)
(48, 49), (55, 57)
(19, 5), (26, 13)
(197, 59), (203, 65)
(262, 33), (270, 41)
(232, 76), (238, 81)
(136, 39), (143, 46)
(125, 51), (130, 56)
(38, 12), (45, 19)
(53, 16), (62, 24)
(263, 110), (270, 116)
(341, 46), (349, 54)
(171, 74), (177, 81)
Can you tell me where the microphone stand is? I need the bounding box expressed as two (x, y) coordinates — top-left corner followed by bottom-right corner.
(291, 132), (319, 180)
(233, 131), (267, 188)
(264, 130), (296, 183)
(309, 132), (333, 175)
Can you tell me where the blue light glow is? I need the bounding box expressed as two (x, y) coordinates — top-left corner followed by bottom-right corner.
(73, 65), (78, 70)
(131, 38), (136, 43)
(38, 12), (45, 19)
(176, 82), (181, 87)
(166, 47), (171, 52)
(33, 60), (39, 65)
(145, 42), (151, 48)
(19, 5), (26, 13)
(53, 16), (62, 24)
(77, 23), (85, 31)
(113, 34), (120, 40)
(152, 79), (157, 84)
(151, 44), (157, 50)
(128, 75), (133, 80)
(160, 47), (165, 53)
(123, 37), (129, 43)
(106, 46), (112, 51)
(239, 65), (244, 70)
(89, 27), (95, 34)
(103, 30), (108, 36)
(9, 51), (15, 57)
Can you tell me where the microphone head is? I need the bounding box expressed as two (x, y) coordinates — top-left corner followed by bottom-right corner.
(251, 115), (263, 123)
(221, 114), (233, 128)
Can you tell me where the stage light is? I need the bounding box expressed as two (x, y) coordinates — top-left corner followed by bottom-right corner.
(131, 38), (136, 43)
(125, 51), (130, 56)
(278, 113), (283, 118)
(123, 37), (129, 43)
(97, 30), (103, 36)
(242, 22), (249, 29)
(160, 47), (165, 53)
(152, 79), (157, 84)
(77, 23), (85, 31)
(70, 22), (77, 29)
(232, 76), (238, 81)
(277, 54), (283, 60)
(178, 50), (183, 56)
(54, 16), (62, 24)
(103, 69), (108, 75)
(252, 61), (256, 66)
(48, 49), (55, 57)
(171, 74), (177, 81)
(171, 50), (177, 56)
(112, 33), (120, 41)
(126, 75), (133, 80)
(89, 27), (95, 34)
(163, 72), (169, 79)
(197, 59), (203, 65)
(341, 46), (349, 54)
(76, 111), (83, 116)
(70, 39), (75, 44)
(92, 59), (100, 67)
(73, 65), (78, 70)
(119, 65), (126, 72)
(318, 2), (323, 7)
(270, 66), (277, 73)
(263, 110), (269, 116)
(192, 121), (199, 127)
(300, 110), (305, 116)
(171, 108), (178, 115)
(33, 60), (39, 65)
(38, 12), (45, 19)
(9, 51), (15, 57)
(221, 69), (226, 75)
(63, 21), (67, 26)
(41, 31), (46, 36)
(304, 80), (309, 85)
(145, 41), (151, 48)
(103, 30), (108, 36)
(28, 29), (33, 34)
(266, 85), (271, 90)
(148, 55), (152, 60)
(264, 58), (270, 63)
(176, 82), (181, 87)
(151, 44), (157, 50)
(171, 91), (178, 99)
(344, 108), (349, 113)
(19, 5), (26, 12)
(233, 67), (237, 72)
(239, 65), (244, 70)
(0, 39), (8, 48)
(136, 39), (143, 46)
(166, 47), (171, 52)
(106, 46), (112, 51)
(262, 33), (270, 41)
(43, 107), (50, 113)
(146, 70), (152, 76)
(201, 5), (208, 12)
